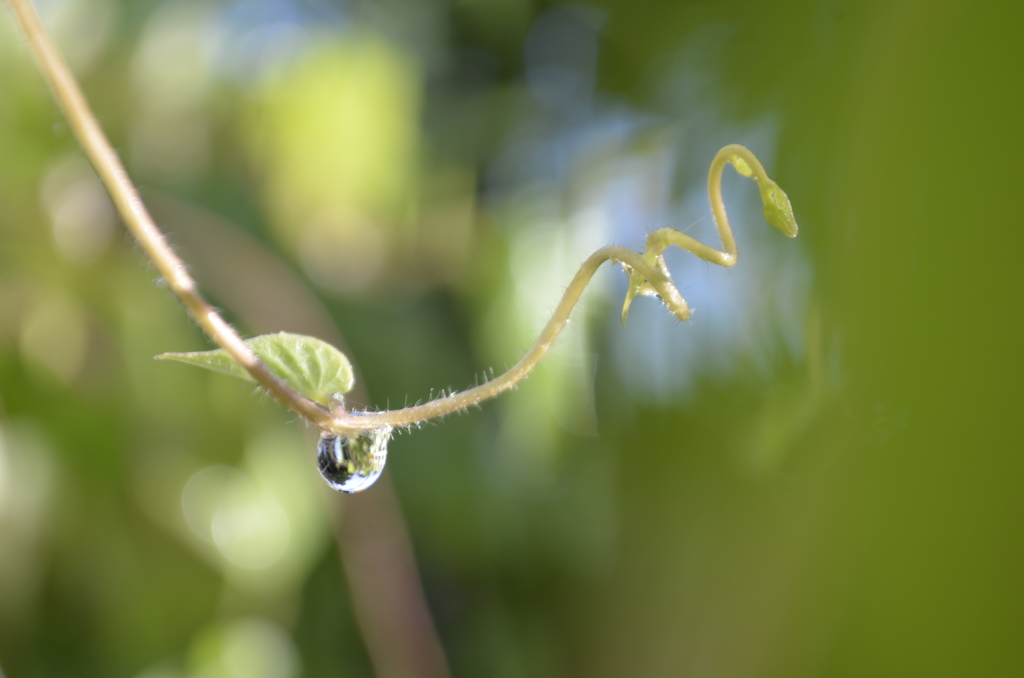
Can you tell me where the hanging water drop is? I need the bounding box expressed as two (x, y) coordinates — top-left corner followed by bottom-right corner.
(316, 425), (392, 493)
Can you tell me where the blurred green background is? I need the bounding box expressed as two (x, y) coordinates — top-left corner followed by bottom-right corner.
(1, 0), (1023, 676)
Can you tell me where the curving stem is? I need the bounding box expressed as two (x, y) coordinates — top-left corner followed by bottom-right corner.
(647, 143), (798, 267)
(7, 0), (797, 436)
(333, 144), (799, 431)
(330, 246), (686, 430)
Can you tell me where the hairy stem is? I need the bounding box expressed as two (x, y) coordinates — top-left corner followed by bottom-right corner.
(332, 246), (684, 430)
(5, 0), (333, 429)
(332, 144), (799, 432)
(9, 0), (797, 437)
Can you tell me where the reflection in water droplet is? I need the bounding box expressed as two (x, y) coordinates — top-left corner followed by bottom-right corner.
(317, 425), (392, 493)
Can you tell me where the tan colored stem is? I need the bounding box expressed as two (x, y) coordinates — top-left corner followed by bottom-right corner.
(9, 0), (796, 437)
(332, 245), (681, 430)
(5, 0), (331, 429)
(332, 143), (797, 431)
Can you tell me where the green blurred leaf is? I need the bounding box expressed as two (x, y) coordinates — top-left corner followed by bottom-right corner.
(156, 332), (354, 404)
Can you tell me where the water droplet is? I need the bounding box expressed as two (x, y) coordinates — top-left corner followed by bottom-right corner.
(316, 426), (392, 493)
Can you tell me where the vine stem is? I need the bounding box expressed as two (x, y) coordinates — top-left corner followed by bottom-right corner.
(335, 144), (799, 431)
(8, 0), (797, 437)
(332, 246), (685, 430)
(5, 0), (333, 430)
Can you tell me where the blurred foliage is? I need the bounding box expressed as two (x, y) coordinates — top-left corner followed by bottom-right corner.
(2, 0), (1023, 677)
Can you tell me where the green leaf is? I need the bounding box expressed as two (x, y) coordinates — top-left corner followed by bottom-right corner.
(155, 332), (354, 405)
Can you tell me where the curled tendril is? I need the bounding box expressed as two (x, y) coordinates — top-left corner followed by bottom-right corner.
(332, 143), (799, 432)
(621, 143), (798, 324)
